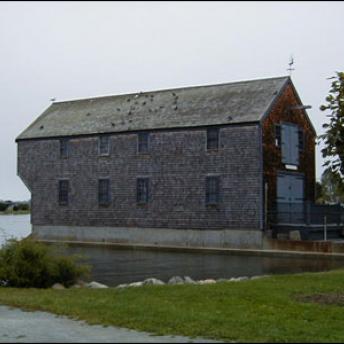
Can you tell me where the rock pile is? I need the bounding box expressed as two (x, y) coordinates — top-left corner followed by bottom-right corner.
(51, 275), (269, 289)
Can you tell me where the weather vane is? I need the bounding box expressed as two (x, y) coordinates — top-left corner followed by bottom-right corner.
(287, 55), (295, 76)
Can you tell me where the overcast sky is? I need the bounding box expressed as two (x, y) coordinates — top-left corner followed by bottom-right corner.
(0, 1), (343, 201)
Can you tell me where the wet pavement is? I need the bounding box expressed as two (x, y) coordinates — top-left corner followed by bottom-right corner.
(0, 306), (219, 343)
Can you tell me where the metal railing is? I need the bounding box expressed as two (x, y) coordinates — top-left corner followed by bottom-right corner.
(267, 202), (344, 226)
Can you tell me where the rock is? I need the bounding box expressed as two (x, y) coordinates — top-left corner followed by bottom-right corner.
(52, 283), (65, 290)
(76, 280), (87, 287)
(128, 281), (144, 287)
(168, 276), (184, 285)
(289, 230), (301, 241)
(216, 278), (229, 283)
(183, 276), (196, 284)
(237, 276), (249, 281)
(70, 284), (82, 289)
(198, 279), (216, 285)
(116, 284), (129, 289)
(251, 275), (270, 280)
(86, 281), (108, 289)
(143, 278), (165, 286)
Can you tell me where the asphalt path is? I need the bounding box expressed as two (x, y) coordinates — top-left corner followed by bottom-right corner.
(0, 305), (219, 343)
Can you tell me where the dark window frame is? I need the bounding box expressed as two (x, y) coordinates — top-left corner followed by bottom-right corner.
(60, 139), (69, 158)
(298, 128), (304, 153)
(98, 178), (111, 206)
(136, 178), (150, 205)
(98, 135), (110, 156)
(275, 124), (281, 148)
(207, 128), (219, 151)
(206, 176), (220, 206)
(137, 132), (149, 154)
(58, 179), (69, 206)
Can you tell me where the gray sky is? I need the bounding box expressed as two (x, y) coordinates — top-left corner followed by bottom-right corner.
(1, 1), (343, 201)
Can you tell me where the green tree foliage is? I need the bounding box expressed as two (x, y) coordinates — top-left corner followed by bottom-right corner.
(318, 169), (344, 204)
(0, 239), (90, 288)
(319, 72), (344, 175)
(0, 202), (9, 212)
(315, 181), (324, 203)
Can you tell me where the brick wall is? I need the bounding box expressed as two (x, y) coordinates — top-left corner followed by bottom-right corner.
(18, 124), (262, 231)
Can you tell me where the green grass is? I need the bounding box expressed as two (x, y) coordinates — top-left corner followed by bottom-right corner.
(1, 270), (344, 342)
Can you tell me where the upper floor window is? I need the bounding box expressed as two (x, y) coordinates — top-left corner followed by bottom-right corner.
(137, 178), (149, 204)
(298, 128), (304, 152)
(206, 176), (220, 205)
(60, 139), (69, 158)
(275, 124), (281, 147)
(58, 180), (69, 206)
(207, 128), (219, 150)
(138, 132), (149, 154)
(98, 178), (111, 206)
(280, 123), (299, 166)
(99, 135), (110, 156)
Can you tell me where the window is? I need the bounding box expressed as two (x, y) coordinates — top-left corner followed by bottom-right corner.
(60, 139), (69, 158)
(58, 180), (69, 206)
(281, 123), (299, 166)
(206, 176), (220, 205)
(138, 132), (149, 153)
(99, 135), (110, 155)
(298, 128), (304, 152)
(137, 178), (149, 204)
(275, 124), (281, 147)
(98, 179), (111, 206)
(207, 128), (219, 150)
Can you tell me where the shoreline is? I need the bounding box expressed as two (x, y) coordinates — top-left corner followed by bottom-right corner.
(37, 238), (344, 260)
(0, 212), (30, 216)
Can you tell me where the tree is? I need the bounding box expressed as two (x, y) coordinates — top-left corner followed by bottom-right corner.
(319, 169), (344, 204)
(319, 72), (344, 176)
(315, 181), (324, 204)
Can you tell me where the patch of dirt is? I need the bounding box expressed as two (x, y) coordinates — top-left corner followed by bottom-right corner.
(296, 293), (344, 306)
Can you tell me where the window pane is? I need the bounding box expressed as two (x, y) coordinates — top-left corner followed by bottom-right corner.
(99, 136), (110, 155)
(138, 133), (149, 153)
(58, 180), (69, 205)
(207, 128), (219, 150)
(137, 178), (149, 204)
(60, 139), (68, 158)
(98, 179), (110, 205)
(206, 176), (220, 205)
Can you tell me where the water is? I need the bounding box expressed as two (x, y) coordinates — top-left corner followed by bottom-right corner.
(0, 214), (344, 286)
(0, 214), (31, 246)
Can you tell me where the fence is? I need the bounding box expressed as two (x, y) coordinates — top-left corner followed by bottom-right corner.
(268, 202), (344, 226)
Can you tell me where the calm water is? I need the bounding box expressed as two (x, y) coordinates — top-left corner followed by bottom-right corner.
(1, 214), (344, 286)
(0, 215), (31, 246)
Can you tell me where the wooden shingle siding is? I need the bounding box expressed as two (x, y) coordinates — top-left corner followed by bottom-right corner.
(17, 125), (262, 230)
(262, 83), (316, 216)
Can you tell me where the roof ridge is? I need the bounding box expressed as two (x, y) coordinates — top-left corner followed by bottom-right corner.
(53, 75), (290, 105)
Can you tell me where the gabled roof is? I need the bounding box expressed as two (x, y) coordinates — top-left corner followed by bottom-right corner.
(17, 76), (291, 141)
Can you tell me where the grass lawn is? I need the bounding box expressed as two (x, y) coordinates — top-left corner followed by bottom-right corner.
(1, 270), (344, 342)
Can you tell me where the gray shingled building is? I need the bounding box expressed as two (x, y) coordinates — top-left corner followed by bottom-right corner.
(16, 76), (316, 248)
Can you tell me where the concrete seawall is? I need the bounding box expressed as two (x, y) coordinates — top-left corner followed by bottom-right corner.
(32, 225), (264, 250)
(32, 225), (344, 258)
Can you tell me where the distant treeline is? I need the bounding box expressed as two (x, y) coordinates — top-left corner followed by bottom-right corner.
(0, 200), (30, 212)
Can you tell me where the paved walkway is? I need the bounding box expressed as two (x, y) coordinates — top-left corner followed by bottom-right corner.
(0, 306), (218, 343)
